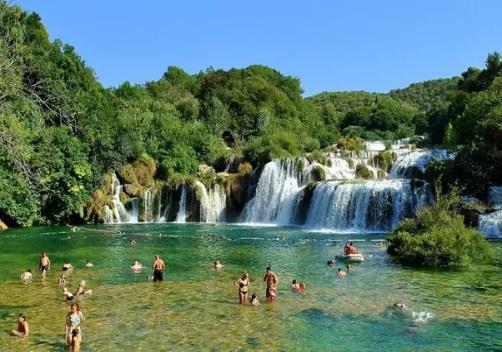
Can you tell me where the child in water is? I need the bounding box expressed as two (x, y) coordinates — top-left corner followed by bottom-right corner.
(11, 313), (29, 338)
(250, 294), (260, 305)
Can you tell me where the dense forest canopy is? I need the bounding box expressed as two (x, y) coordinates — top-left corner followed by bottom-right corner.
(0, 2), (500, 226)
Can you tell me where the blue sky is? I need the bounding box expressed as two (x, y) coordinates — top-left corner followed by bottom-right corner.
(16, 0), (502, 96)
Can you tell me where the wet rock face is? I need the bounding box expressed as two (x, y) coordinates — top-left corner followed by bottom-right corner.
(460, 208), (481, 228)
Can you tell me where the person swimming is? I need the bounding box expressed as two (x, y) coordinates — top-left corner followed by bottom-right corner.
(63, 287), (74, 301)
(214, 259), (224, 270)
(291, 279), (305, 293)
(250, 294), (260, 306)
(84, 259), (93, 268)
(62, 260), (73, 272)
(20, 269), (32, 282)
(327, 260), (336, 267)
(394, 302), (407, 311)
(130, 260), (143, 271)
(337, 268), (347, 278)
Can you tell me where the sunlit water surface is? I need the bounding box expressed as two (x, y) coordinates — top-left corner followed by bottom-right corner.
(0, 224), (500, 351)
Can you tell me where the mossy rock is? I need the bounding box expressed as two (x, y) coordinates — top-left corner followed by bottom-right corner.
(311, 165), (327, 181)
(118, 164), (138, 185)
(132, 161), (155, 187)
(355, 164), (373, 179)
(238, 162), (253, 175)
(373, 151), (397, 172)
(119, 191), (130, 204)
(124, 183), (143, 197)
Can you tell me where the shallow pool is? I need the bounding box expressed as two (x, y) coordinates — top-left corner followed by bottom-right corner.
(0, 224), (500, 351)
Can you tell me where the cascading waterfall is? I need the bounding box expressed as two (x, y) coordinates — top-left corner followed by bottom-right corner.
(195, 181), (227, 223)
(143, 188), (153, 222)
(175, 184), (187, 223)
(110, 173), (129, 223)
(389, 149), (450, 178)
(128, 198), (140, 223)
(479, 186), (502, 238)
(104, 205), (114, 223)
(243, 160), (304, 224)
(305, 180), (429, 231)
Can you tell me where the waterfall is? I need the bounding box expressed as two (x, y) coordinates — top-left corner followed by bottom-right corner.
(110, 173), (129, 223)
(242, 160), (303, 224)
(143, 188), (153, 222)
(128, 198), (140, 223)
(479, 186), (502, 238)
(175, 184), (187, 223)
(195, 181), (227, 223)
(305, 179), (429, 232)
(104, 205), (114, 223)
(389, 149), (450, 178)
(156, 188), (162, 222)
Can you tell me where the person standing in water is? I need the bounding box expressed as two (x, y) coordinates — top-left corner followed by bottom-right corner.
(66, 303), (84, 346)
(152, 255), (165, 282)
(11, 313), (29, 338)
(236, 273), (249, 304)
(39, 252), (51, 279)
(263, 266), (278, 302)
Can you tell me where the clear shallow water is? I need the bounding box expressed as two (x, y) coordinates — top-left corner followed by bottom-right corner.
(0, 224), (500, 351)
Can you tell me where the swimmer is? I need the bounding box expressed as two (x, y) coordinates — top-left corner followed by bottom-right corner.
(63, 287), (74, 301)
(214, 259), (224, 270)
(75, 280), (91, 296)
(129, 239), (137, 245)
(327, 260), (336, 267)
(11, 313), (29, 338)
(84, 259), (93, 268)
(130, 260), (143, 271)
(62, 260), (73, 272)
(250, 294), (260, 306)
(291, 279), (300, 291)
(39, 252), (51, 279)
(337, 268), (347, 278)
(346, 264), (351, 273)
(20, 269), (32, 282)
(58, 273), (67, 287)
(394, 303), (407, 311)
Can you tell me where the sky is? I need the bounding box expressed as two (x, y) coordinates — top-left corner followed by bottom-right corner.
(15, 0), (502, 96)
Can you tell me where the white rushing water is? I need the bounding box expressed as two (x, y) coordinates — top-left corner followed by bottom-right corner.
(143, 188), (153, 222)
(243, 160), (304, 224)
(389, 149), (450, 178)
(128, 198), (140, 223)
(305, 179), (429, 231)
(175, 184), (187, 223)
(195, 181), (227, 223)
(110, 173), (129, 223)
(479, 186), (502, 238)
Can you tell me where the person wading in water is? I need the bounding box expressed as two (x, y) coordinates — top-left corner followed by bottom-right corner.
(263, 266), (278, 302)
(152, 255), (165, 282)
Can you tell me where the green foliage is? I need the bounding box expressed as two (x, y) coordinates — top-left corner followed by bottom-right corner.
(373, 151), (396, 172)
(355, 164), (373, 179)
(387, 193), (493, 267)
(389, 78), (460, 112)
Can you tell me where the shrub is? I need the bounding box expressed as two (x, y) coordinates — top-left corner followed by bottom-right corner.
(355, 164), (373, 179)
(373, 150), (396, 172)
(387, 193), (493, 267)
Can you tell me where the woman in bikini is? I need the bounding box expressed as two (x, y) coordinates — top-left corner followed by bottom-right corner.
(236, 273), (249, 304)
(65, 303), (84, 346)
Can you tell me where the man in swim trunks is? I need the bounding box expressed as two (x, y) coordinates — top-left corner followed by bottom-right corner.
(152, 255), (165, 282)
(263, 266), (278, 302)
(39, 252), (51, 279)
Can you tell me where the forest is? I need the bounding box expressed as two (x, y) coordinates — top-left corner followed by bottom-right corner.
(0, 2), (501, 227)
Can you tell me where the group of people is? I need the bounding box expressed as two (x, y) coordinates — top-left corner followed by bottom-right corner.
(235, 266), (280, 305)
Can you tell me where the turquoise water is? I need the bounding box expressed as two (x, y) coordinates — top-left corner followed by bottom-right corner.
(0, 224), (500, 351)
